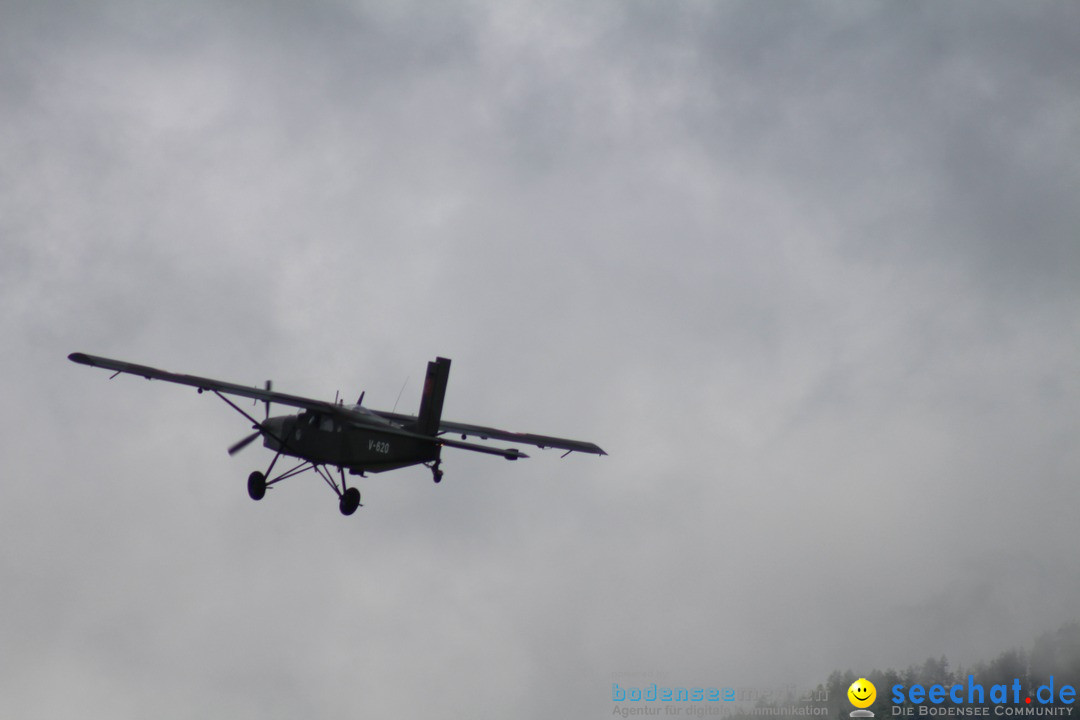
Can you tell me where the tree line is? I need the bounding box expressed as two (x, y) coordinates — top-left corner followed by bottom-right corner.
(729, 622), (1080, 720)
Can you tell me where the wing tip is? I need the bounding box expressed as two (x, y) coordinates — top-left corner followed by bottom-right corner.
(68, 352), (91, 365)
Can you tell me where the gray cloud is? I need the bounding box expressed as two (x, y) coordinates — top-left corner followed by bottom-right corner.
(2, 1), (1077, 717)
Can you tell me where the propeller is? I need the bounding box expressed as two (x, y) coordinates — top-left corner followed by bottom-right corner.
(231, 380), (273, 456)
(228, 428), (262, 456)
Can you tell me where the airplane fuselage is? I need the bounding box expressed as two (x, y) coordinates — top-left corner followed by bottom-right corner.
(263, 412), (439, 475)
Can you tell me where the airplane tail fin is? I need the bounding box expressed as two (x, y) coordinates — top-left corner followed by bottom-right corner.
(416, 357), (451, 436)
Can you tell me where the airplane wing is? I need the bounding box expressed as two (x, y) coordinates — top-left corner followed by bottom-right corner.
(373, 411), (607, 456)
(68, 352), (344, 417)
(70, 352), (606, 457)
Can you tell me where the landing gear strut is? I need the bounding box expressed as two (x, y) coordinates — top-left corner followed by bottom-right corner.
(245, 456), (362, 517)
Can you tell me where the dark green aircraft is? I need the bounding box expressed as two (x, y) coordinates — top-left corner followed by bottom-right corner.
(68, 352), (605, 516)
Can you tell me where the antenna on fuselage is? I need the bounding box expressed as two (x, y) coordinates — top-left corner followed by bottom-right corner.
(392, 376), (409, 413)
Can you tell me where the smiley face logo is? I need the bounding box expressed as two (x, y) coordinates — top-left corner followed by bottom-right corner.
(848, 678), (876, 709)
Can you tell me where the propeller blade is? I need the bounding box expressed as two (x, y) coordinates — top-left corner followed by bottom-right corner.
(228, 430), (261, 456)
(263, 380), (272, 420)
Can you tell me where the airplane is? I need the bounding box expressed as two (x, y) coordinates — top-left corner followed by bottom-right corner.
(68, 352), (606, 516)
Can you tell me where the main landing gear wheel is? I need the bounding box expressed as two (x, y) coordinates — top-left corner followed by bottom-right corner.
(339, 487), (361, 516)
(431, 460), (443, 484)
(248, 471), (267, 501)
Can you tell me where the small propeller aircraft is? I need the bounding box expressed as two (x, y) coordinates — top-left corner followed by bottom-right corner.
(68, 352), (605, 516)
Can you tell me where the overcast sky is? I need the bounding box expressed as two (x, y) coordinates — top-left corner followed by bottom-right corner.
(2, 1), (1078, 717)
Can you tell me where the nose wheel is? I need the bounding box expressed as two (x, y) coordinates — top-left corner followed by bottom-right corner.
(248, 471), (267, 500)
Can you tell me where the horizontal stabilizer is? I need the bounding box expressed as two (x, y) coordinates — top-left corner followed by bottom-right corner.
(371, 410), (606, 456)
(437, 437), (528, 460)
